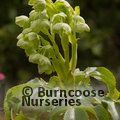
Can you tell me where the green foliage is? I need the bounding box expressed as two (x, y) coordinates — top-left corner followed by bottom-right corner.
(64, 107), (89, 120)
(74, 67), (120, 99)
(14, 111), (30, 120)
(102, 98), (120, 120)
(4, 0), (120, 120)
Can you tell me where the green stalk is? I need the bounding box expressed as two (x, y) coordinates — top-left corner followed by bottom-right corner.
(70, 34), (77, 72)
(47, 33), (68, 86)
(52, 58), (67, 85)
(48, 33), (65, 63)
(47, 32), (76, 88)
(61, 34), (69, 70)
(64, 46), (69, 70)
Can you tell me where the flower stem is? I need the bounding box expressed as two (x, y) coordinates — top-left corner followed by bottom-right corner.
(70, 34), (77, 72)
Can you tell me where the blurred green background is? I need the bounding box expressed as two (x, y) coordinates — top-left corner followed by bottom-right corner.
(0, 0), (120, 91)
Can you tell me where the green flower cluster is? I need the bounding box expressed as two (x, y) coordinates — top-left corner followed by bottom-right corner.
(15, 0), (90, 76)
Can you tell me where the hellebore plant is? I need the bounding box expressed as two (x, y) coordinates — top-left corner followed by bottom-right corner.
(4, 0), (120, 120)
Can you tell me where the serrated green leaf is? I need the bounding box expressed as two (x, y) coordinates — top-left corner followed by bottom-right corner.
(27, 78), (48, 86)
(102, 98), (120, 120)
(15, 15), (30, 28)
(74, 68), (90, 86)
(85, 67), (98, 75)
(74, 68), (85, 85)
(77, 84), (105, 110)
(74, 68), (84, 76)
(64, 107), (89, 120)
(95, 67), (116, 98)
(75, 6), (80, 15)
(82, 67), (118, 98)
(93, 105), (109, 120)
(4, 83), (43, 120)
(75, 75), (85, 86)
(95, 67), (115, 82)
(72, 23), (90, 33)
(101, 101), (108, 110)
(80, 106), (96, 117)
(33, 0), (46, 12)
(31, 19), (50, 33)
(114, 101), (120, 118)
(77, 84), (96, 108)
(4, 79), (50, 119)
(53, 23), (71, 34)
(27, 78), (40, 84)
(113, 88), (120, 100)
(48, 105), (70, 120)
